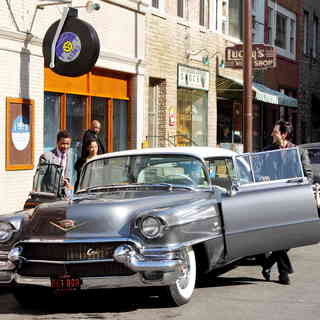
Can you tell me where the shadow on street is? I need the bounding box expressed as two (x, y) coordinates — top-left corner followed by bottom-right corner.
(0, 273), (270, 316)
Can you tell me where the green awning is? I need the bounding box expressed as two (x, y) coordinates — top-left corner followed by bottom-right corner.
(216, 75), (298, 108)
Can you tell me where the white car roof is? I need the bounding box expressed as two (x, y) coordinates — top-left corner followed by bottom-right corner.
(93, 147), (237, 162)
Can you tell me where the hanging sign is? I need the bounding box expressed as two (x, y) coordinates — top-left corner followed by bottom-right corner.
(43, 14), (100, 77)
(225, 44), (276, 69)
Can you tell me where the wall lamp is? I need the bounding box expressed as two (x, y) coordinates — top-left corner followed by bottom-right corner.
(186, 48), (224, 68)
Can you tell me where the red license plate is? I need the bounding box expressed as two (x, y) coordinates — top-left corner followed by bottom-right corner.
(51, 275), (82, 291)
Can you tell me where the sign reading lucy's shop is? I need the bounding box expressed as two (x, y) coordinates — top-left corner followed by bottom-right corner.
(225, 44), (276, 69)
(177, 64), (209, 91)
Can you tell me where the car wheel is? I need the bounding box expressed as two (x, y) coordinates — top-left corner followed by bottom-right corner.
(163, 246), (196, 306)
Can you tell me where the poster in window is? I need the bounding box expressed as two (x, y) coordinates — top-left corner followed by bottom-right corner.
(6, 97), (34, 170)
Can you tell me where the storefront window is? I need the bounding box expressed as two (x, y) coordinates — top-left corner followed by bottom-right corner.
(177, 89), (208, 146)
(66, 94), (86, 184)
(113, 99), (128, 151)
(44, 92), (61, 152)
(92, 97), (107, 149)
(217, 100), (243, 150)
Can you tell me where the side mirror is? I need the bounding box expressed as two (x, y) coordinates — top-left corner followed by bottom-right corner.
(228, 180), (240, 197)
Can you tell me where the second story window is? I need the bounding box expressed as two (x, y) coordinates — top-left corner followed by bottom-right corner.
(152, 0), (159, 8)
(267, 7), (274, 44)
(313, 16), (319, 58)
(199, 0), (205, 26)
(199, 0), (209, 27)
(177, 0), (186, 18)
(275, 12), (287, 49)
(229, 0), (243, 40)
(267, 1), (296, 60)
(290, 19), (295, 55)
(304, 11), (309, 55)
(149, 0), (164, 13)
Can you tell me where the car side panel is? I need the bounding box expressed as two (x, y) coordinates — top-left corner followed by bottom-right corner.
(220, 182), (320, 260)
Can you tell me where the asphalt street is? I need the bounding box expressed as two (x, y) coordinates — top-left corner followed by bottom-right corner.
(0, 244), (319, 320)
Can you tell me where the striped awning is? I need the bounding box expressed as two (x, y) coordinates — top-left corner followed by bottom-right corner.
(216, 75), (297, 108)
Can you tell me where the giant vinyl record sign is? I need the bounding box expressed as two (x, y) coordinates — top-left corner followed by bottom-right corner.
(43, 17), (100, 77)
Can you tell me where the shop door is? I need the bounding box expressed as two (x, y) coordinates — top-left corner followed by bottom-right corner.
(92, 97), (108, 152)
(113, 99), (128, 151)
(66, 94), (86, 185)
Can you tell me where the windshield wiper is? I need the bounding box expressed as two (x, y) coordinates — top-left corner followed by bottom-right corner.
(84, 183), (196, 193)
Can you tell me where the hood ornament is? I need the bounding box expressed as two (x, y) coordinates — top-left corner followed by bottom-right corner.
(49, 219), (87, 232)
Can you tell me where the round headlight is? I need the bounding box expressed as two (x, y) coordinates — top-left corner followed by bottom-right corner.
(140, 216), (164, 239)
(0, 223), (14, 242)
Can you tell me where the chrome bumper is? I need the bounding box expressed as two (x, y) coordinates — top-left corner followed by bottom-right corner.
(10, 244), (185, 289)
(0, 251), (15, 283)
(14, 271), (179, 289)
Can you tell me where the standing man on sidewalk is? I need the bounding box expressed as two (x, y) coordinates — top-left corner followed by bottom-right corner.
(81, 120), (106, 158)
(38, 130), (73, 195)
(261, 120), (313, 285)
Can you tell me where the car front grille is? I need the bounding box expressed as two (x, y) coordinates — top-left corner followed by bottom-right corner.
(18, 242), (136, 277)
(18, 261), (135, 277)
(21, 242), (126, 261)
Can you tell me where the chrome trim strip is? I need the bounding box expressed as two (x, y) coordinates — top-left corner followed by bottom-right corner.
(224, 218), (320, 237)
(14, 272), (179, 289)
(0, 260), (15, 271)
(25, 258), (114, 264)
(19, 237), (143, 249)
(142, 234), (223, 253)
(0, 271), (14, 283)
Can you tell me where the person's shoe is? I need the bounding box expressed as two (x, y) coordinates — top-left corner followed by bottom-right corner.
(279, 273), (290, 285)
(262, 268), (271, 281)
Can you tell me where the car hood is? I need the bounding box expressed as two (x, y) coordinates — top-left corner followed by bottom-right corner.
(22, 189), (216, 240)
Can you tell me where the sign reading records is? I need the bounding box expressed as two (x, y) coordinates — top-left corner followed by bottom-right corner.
(178, 64), (209, 91)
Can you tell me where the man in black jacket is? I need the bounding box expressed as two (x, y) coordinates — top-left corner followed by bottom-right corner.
(261, 120), (313, 285)
(81, 120), (106, 158)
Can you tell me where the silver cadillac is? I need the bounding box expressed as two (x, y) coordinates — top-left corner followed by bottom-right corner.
(0, 146), (319, 307)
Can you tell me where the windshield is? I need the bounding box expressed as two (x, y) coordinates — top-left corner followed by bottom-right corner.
(32, 163), (63, 194)
(78, 154), (209, 191)
(236, 147), (304, 184)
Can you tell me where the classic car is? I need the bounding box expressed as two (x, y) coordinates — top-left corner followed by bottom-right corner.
(0, 146), (320, 308)
(300, 142), (320, 184)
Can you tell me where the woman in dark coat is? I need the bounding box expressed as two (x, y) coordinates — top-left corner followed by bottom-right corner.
(74, 138), (99, 190)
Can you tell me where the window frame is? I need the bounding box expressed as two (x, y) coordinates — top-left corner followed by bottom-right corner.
(267, 1), (296, 60)
(149, 0), (165, 13)
(313, 15), (319, 58)
(303, 10), (309, 56)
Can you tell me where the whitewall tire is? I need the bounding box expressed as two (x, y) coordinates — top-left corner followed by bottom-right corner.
(164, 246), (196, 306)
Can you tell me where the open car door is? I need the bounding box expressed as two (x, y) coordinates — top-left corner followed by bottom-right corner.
(23, 163), (63, 209)
(220, 148), (320, 260)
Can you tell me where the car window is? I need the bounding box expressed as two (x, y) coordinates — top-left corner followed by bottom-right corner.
(306, 148), (320, 164)
(206, 157), (235, 189)
(235, 155), (254, 185)
(79, 154), (209, 190)
(249, 148), (304, 182)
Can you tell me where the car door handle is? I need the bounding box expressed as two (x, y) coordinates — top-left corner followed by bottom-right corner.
(286, 178), (305, 184)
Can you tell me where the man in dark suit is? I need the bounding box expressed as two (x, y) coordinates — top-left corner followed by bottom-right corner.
(261, 120), (313, 285)
(39, 130), (73, 193)
(81, 120), (106, 158)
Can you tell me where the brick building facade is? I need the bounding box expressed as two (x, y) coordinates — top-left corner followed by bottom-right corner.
(144, 0), (244, 150)
(298, 0), (320, 143)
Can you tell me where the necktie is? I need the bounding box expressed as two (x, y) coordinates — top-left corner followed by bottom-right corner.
(60, 153), (66, 177)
